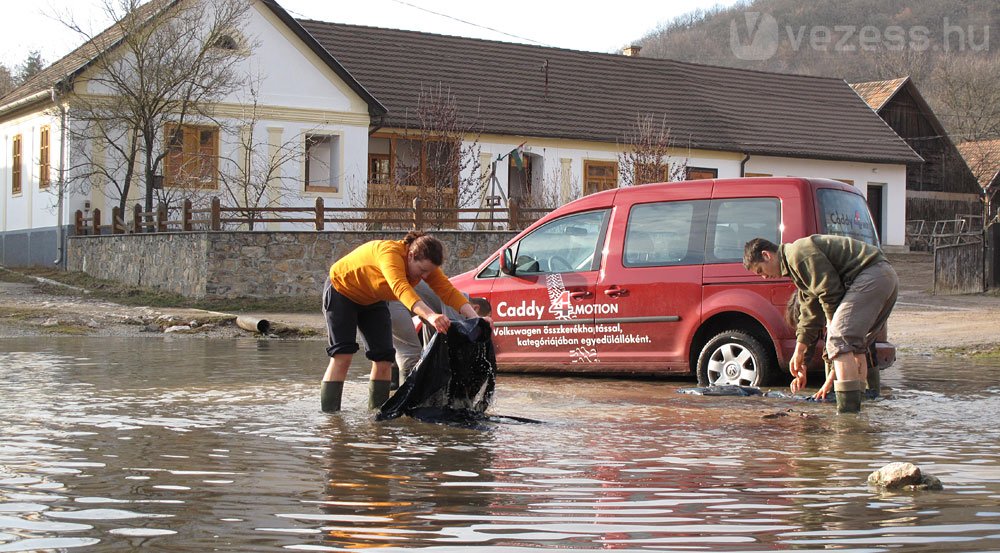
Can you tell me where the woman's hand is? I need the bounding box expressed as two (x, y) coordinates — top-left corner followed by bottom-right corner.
(426, 312), (451, 334)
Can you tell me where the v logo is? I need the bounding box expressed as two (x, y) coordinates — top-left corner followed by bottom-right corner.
(729, 12), (779, 61)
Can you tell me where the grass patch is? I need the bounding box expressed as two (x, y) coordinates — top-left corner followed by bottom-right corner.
(8, 268), (316, 313)
(937, 345), (1000, 358)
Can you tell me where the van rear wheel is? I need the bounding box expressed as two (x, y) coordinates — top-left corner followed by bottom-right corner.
(697, 330), (776, 387)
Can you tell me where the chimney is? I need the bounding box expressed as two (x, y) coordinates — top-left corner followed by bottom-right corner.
(622, 45), (642, 57)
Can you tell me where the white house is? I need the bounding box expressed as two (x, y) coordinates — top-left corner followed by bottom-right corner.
(0, 0), (920, 268)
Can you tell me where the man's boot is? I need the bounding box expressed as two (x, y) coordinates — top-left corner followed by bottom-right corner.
(834, 379), (863, 413)
(369, 379), (392, 410)
(321, 381), (344, 413)
(865, 366), (880, 400)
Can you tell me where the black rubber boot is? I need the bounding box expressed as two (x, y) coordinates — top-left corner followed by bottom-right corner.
(321, 381), (344, 413)
(834, 380), (863, 413)
(369, 379), (392, 410)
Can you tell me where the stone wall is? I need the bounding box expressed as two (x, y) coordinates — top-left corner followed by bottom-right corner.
(68, 230), (517, 299)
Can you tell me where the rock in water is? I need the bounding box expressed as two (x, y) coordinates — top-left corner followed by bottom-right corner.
(867, 462), (942, 489)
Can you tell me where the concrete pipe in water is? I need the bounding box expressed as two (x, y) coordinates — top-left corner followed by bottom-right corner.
(236, 316), (271, 334)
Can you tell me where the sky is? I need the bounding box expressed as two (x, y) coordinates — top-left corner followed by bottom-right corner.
(0, 0), (741, 69)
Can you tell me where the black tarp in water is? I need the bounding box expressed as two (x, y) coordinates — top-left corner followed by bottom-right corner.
(377, 318), (498, 423)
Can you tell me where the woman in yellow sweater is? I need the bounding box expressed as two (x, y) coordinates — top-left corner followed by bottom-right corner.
(321, 231), (481, 412)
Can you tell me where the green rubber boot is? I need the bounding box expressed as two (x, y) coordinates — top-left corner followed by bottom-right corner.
(321, 381), (344, 413)
(834, 379), (863, 413)
(865, 367), (881, 400)
(369, 379), (392, 410)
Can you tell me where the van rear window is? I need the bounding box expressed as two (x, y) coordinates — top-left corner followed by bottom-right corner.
(816, 189), (879, 246)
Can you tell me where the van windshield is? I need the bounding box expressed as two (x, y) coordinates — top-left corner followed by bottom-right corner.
(816, 189), (879, 246)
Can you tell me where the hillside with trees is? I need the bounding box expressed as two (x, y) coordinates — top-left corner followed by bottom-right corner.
(632, 0), (1000, 143)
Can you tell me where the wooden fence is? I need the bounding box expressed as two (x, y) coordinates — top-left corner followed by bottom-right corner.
(934, 240), (985, 294)
(74, 197), (549, 236)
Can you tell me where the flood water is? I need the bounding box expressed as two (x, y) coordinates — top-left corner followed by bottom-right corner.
(1, 337), (999, 552)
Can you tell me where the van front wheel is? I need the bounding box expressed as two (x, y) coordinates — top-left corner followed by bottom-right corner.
(696, 330), (776, 387)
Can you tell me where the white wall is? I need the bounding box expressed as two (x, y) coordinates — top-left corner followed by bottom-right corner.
(0, 110), (65, 233)
(746, 156), (907, 246)
(466, 140), (907, 246)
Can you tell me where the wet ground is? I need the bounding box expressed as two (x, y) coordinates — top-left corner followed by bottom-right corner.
(1, 337), (999, 552)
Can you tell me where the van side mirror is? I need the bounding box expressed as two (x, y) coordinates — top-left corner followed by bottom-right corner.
(499, 247), (515, 275)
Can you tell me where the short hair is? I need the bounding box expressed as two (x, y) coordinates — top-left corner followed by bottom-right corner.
(403, 231), (444, 266)
(469, 297), (492, 317)
(743, 237), (779, 270)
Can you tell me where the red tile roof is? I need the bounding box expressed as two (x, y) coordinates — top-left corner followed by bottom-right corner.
(850, 77), (909, 111)
(957, 139), (1000, 189)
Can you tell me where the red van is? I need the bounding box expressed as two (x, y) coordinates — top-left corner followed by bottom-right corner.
(450, 177), (895, 385)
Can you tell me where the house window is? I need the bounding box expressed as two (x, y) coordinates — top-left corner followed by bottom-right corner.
(686, 166), (718, 180)
(39, 126), (50, 189)
(164, 124), (218, 188)
(634, 162), (670, 184)
(305, 134), (340, 192)
(11, 134), (22, 195)
(744, 172), (772, 177)
(368, 153), (390, 185)
(584, 160), (617, 195)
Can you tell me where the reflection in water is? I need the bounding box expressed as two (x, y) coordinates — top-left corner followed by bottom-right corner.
(0, 337), (998, 551)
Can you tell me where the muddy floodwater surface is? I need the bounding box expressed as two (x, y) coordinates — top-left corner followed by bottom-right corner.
(1, 336), (999, 552)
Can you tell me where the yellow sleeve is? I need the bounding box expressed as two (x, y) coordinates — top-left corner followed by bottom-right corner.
(423, 267), (470, 313)
(375, 243), (422, 310)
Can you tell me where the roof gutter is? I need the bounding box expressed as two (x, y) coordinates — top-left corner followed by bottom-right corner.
(0, 90), (51, 118)
(740, 152), (751, 177)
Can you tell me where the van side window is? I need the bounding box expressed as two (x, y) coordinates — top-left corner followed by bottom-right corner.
(511, 209), (609, 274)
(707, 198), (781, 263)
(816, 189), (879, 246)
(624, 200), (709, 267)
(478, 257), (500, 279)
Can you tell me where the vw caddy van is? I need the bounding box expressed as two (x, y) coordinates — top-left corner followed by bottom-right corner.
(450, 177), (895, 385)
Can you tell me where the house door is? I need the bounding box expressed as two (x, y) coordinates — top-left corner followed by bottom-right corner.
(867, 184), (884, 242)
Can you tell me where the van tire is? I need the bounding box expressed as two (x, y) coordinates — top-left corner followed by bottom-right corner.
(696, 330), (776, 387)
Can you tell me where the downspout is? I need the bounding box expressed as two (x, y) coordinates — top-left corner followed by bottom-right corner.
(739, 152), (751, 177)
(51, 86), (67, 267)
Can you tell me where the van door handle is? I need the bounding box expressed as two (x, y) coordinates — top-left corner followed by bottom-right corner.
(568, 290), (592, 299)
(604, 286), (627, 298)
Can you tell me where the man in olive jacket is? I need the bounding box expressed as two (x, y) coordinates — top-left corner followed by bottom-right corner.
(743, 235), (898, 412)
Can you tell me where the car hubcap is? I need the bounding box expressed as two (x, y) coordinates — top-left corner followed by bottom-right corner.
(707, 343), (757, 386)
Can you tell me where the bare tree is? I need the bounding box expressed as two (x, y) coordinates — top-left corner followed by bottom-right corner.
(362, 83), (482, 229)
(929, 53), (1000, 143)
(617, 114), (688, 187)
(60, 0), (253, 215)
(215, 83), (305, 230)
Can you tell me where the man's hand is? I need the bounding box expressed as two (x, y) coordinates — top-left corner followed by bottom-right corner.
(812, 371), (835, 400)
(789, 342), (808, 393)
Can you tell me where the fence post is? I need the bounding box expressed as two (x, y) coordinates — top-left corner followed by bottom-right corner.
(210, 197), (221, 231)
(156, 203), (167, 232)
(315, 196), (324, 231)
(111, 206), (122, 234)
(413, 197), (423, 230)
(508, 197), (520, 230)
(75, 210), (84, 235)
(92, 208), (101, 235)
(133, 204), (142, 233)
(182, 199), (192, 231)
